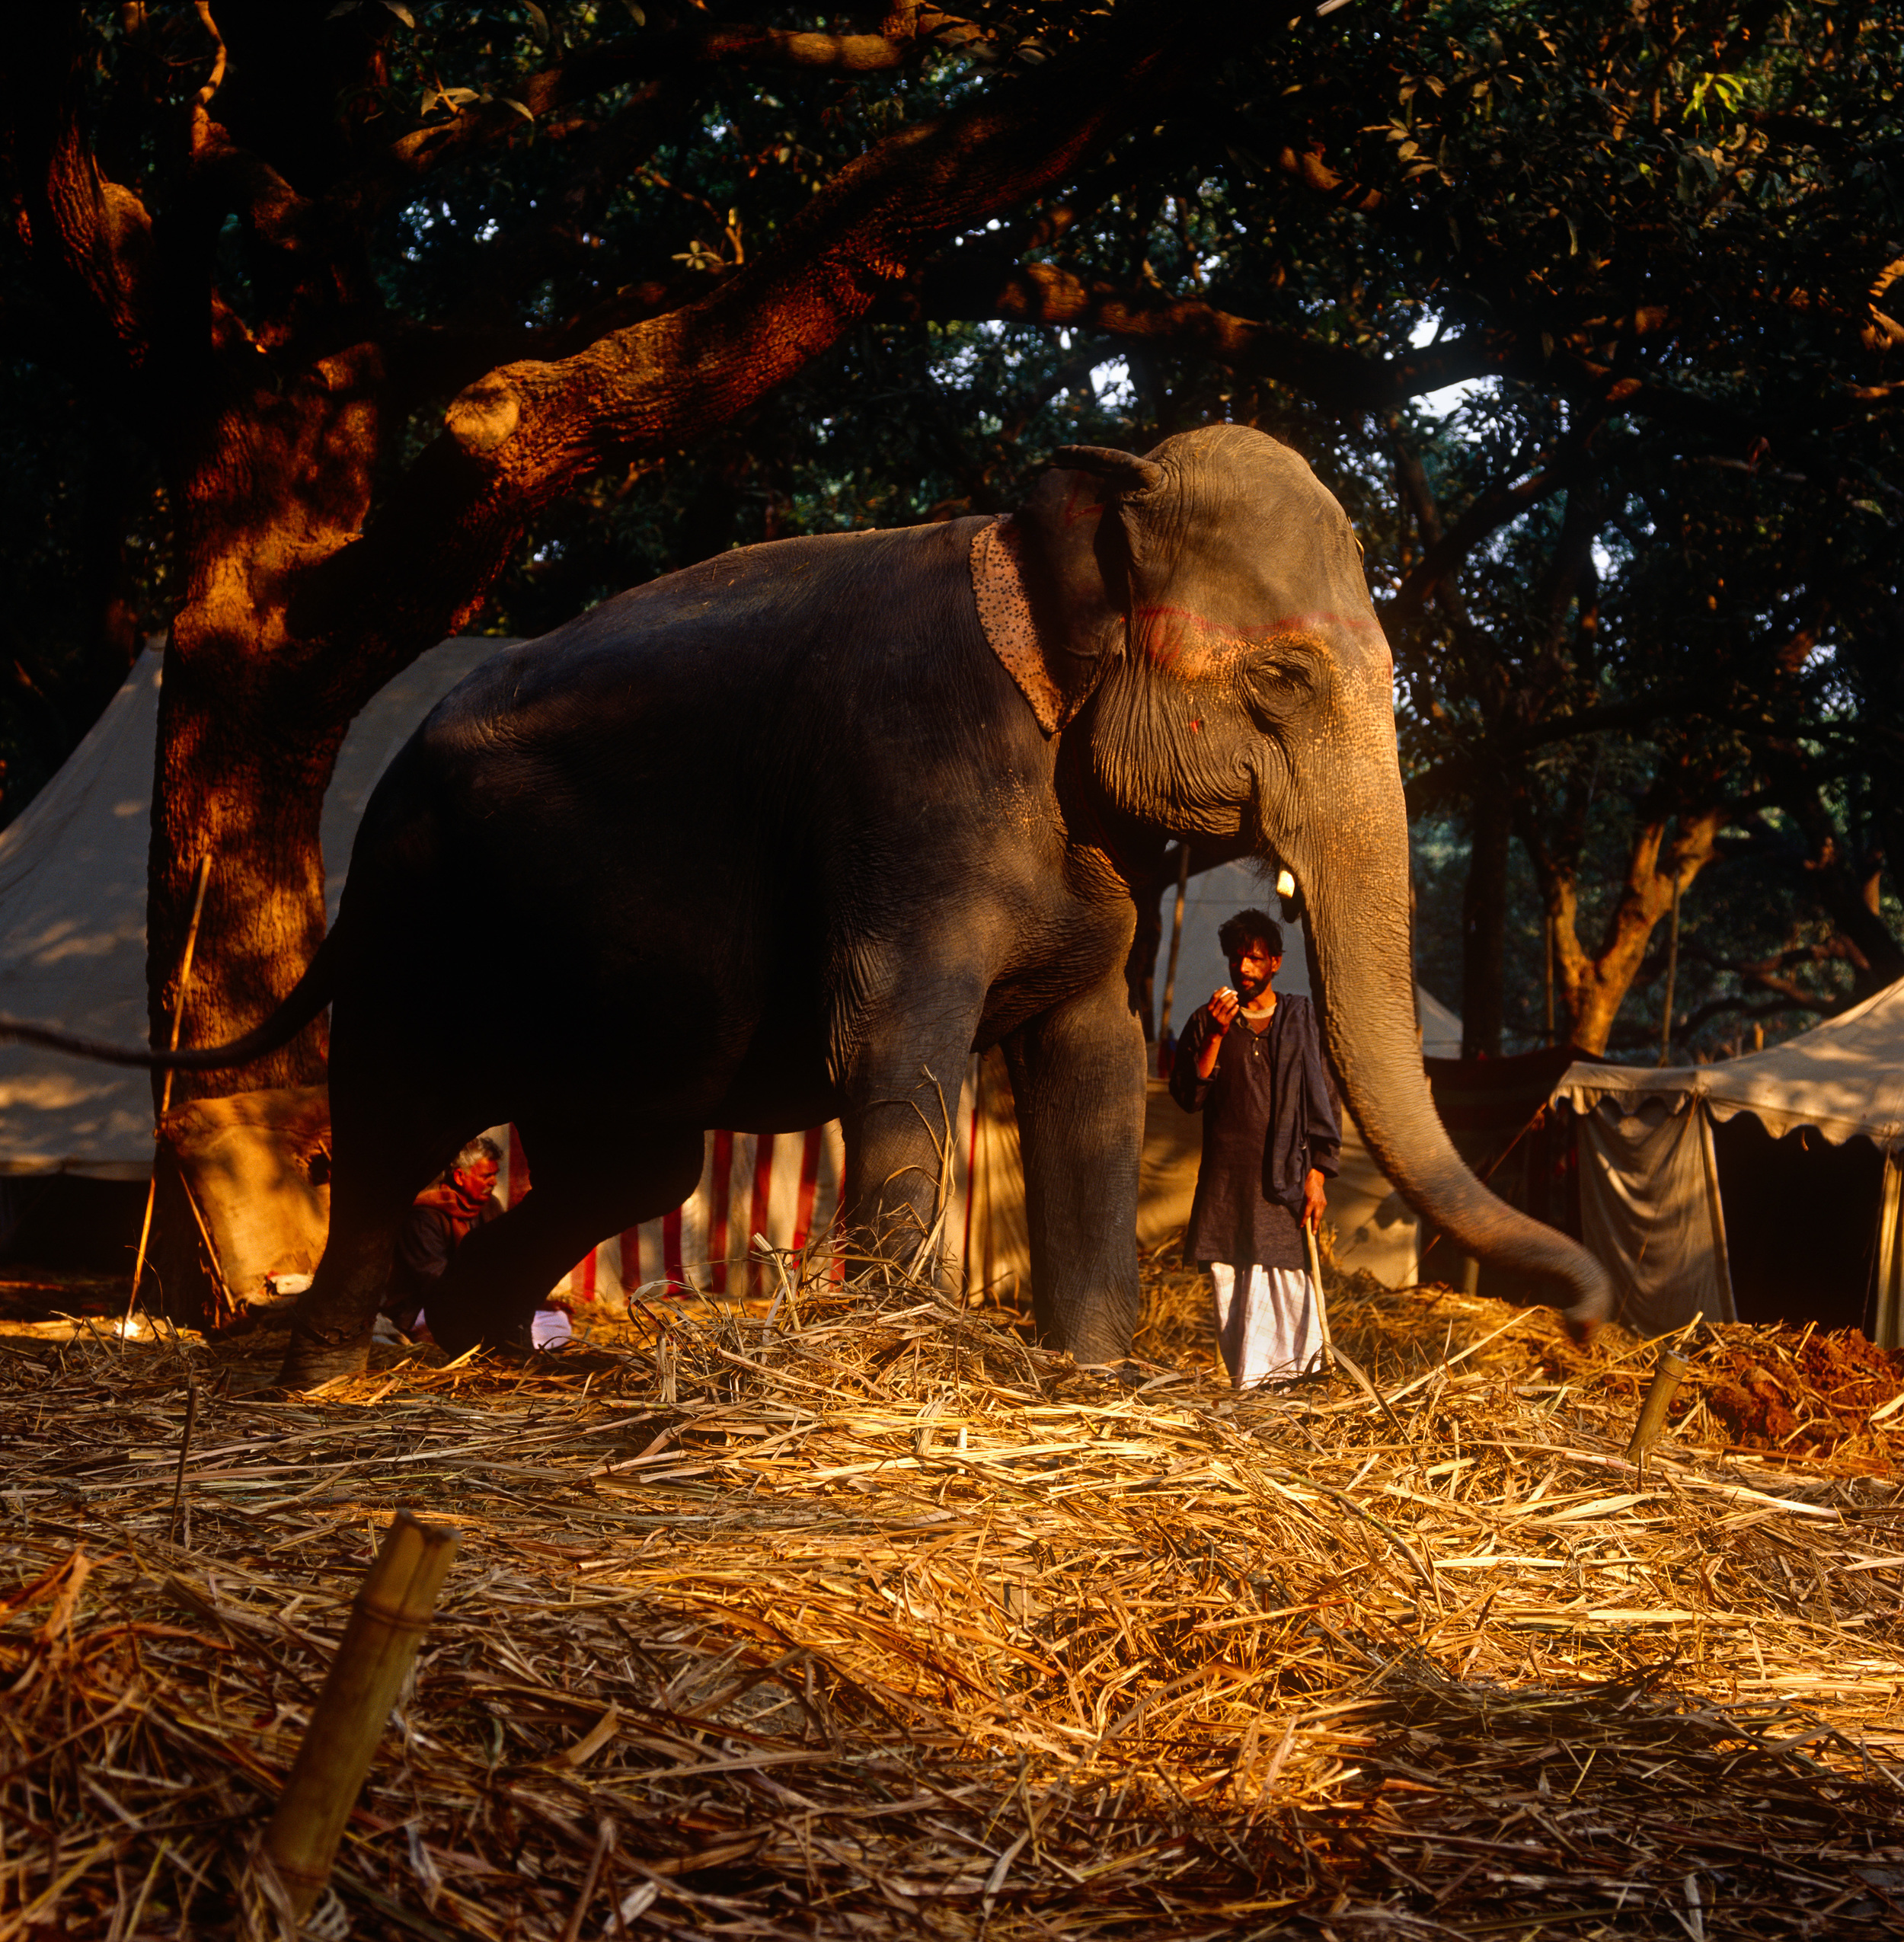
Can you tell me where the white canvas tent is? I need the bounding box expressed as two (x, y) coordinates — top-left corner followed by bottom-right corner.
(1553, 978), (1904, 1343)
(0, 639), (504, 1178)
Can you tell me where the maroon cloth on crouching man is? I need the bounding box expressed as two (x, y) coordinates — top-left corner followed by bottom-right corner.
(385, 1177), (503, 1327)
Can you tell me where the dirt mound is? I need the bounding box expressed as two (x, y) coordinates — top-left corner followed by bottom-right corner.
(1701, 1327), (1904, 1458)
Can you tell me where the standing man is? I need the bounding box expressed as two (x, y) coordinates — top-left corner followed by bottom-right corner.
(1169, 910), (1340, 1385)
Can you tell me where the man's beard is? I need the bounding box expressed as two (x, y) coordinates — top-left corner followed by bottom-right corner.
(1233, 969), (1268, 1003)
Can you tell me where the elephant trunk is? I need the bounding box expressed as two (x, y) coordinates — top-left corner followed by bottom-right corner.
(1287, 758), (1612, 1335)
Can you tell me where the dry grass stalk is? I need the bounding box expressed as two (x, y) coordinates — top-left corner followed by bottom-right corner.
(0, 1253), (1898, 1937)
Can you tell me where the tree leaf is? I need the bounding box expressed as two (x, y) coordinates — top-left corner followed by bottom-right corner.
(525, 2), (550, 43)
(500, 97), (537, 123)
(379, 0), (416, 25)
(621, 0), (647, 23)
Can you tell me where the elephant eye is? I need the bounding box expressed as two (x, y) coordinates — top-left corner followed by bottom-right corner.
(1237, 634), (1325, 728)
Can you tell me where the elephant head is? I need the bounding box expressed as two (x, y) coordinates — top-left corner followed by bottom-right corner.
(970, 423), (1612, 1334)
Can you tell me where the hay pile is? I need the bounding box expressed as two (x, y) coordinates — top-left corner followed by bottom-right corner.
(2, 1260), (1902, 1937)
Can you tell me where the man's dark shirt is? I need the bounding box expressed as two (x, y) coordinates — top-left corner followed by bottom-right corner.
(386, 1185), (503, 1323)
(1168, 992), (1341, 1270)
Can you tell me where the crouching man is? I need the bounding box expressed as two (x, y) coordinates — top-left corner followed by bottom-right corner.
(383, 1135), (504, 1340)
(1169, 910), (1340, 1385)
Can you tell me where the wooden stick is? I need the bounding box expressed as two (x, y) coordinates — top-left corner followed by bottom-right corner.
(124, 854), (213, 1333)
(1305, 1220), (1334, 1374)
(260, 1511), (459, 1921)
(176, 1166), (238, 1328)
(167, 1365), (197, 1545)
(1302, 1221), (1401, 1428)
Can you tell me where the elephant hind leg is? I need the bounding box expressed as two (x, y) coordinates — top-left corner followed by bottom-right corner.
(425, 1124), (704, 1357)
(276, 1090), (470, 1391)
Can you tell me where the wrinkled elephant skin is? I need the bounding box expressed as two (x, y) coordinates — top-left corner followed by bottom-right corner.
(276, 426), (1612, 1387)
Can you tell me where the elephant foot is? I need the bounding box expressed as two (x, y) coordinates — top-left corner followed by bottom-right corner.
(1047, 1323), (1136, 1369)
(275, 1331), (373, 1391)
(428, 1308), (533, 1361)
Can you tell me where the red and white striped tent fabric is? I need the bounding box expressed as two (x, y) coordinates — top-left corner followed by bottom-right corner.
(486, 1065), (998, 1310)
(493, 1024), (1446, 1317)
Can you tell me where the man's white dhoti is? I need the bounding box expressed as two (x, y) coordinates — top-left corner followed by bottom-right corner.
(1208, 1261), (1322, 1387)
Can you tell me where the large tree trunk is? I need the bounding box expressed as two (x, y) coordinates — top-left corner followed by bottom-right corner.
(141, 383), (372, 1317)
(147, 375), (378, 1100)
(1550, 809), (1724, 1056)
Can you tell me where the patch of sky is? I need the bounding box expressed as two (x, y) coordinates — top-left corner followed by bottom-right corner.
(1408, 310), (1491, 420)
(1090, 358), (1137, 412)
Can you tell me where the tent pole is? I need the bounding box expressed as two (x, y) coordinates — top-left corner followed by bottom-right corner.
(1657, 871), (1681, 1067)
(124, 854), (213, 1334)
(1156, 842), (1193, 1045)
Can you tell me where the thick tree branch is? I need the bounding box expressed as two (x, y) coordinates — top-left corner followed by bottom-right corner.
(292, 2), (1257, 715)
(365, 15), (985, 195)
(1385, 420), (1605, 627)
(2, 7), (158, 404)
(895, 256), (1505, 413)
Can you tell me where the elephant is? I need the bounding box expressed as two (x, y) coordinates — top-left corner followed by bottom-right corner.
(5, 424), (1612, 1386)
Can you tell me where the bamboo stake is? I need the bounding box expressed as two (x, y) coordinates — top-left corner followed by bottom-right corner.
(1625, 1349), (1693, 1466)
(124, 854), (213, 1334)
(260, 1511), (459, 1922)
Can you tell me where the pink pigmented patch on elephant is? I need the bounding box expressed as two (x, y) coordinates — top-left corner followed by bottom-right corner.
(970, 516), (1072, 734)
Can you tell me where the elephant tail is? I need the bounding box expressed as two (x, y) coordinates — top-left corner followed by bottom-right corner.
(0, 931), (338, 1072)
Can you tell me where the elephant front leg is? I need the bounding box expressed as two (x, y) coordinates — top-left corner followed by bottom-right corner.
(836, 1014), (981, 1282)
(1005, 966), (1147, 1365)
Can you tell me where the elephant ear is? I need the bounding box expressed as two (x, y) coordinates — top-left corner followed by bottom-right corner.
(970, 517), (1072, 734)
(970, 446), (1159, 734)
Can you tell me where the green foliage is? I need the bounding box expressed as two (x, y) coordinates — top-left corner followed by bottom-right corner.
(4, 0), (1899, 1041)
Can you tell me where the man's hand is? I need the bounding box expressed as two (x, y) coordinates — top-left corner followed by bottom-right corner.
(1302, 1167), (1327, 1233)
(1194, 987), (1241, 1080)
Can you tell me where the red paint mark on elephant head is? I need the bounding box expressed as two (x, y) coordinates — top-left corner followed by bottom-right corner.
(1062, 476), (1107, 525)
(1136, 602), (1382, 678)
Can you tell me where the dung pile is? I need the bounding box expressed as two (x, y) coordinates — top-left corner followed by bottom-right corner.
(0, 1260), (1900, 1937)
(1698, 1327), (1904, 1461)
